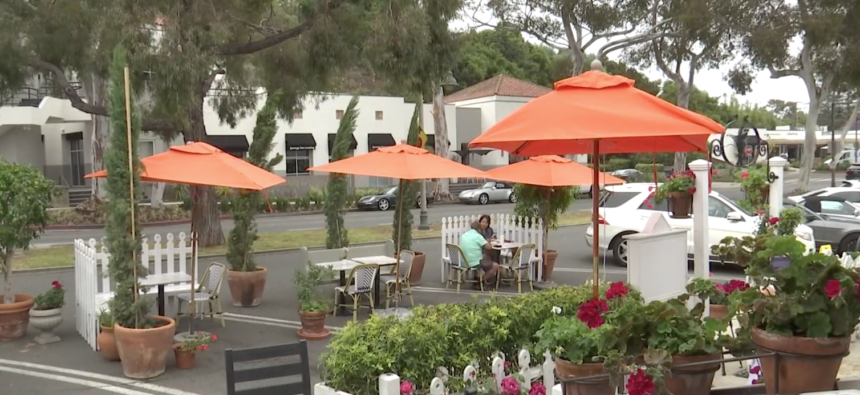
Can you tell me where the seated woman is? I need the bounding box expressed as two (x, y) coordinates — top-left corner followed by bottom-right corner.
(478, 215), (501, 262)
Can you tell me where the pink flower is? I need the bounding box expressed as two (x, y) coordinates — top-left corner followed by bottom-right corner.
(501, 376), (520, 395)
(752, 379), (759, 385)
(749, 366), (761, 375)
(400, 381), (414, 395)
(210, 335), (217, 341)
(198, 344), (208, 351)
(648, 185), (654, 192)
(528, 383), (546, 395)
(626, 369), (655, 395)
(687, 187), (697, 195)
(825, 279), (842, 299)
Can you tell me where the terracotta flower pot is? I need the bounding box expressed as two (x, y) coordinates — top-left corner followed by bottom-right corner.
(98, 325), (121, 361)
(752, 327), (849, 395)
(542, 250), (558, 282)
(709, 304), (728, 320)
(0, 293), (34, 341)
(297, 309), (330, 340)
(114, 316), (176, 379)
(173, 345), (196, 369)
(665, 353), (722, 395)
(668, 192), (693, 218)
(408, 251), (426, 286)
(227, 267), (268, 307)
(554, 358), (615, 395)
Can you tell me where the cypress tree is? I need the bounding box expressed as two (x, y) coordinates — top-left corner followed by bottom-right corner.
(392, 103), (421, 251)
(325, 97), (360, 249)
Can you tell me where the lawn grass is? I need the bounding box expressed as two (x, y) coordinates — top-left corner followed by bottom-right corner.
(15, 211), (591, 271)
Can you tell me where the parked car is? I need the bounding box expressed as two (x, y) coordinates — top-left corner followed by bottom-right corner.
(585, 183), (816, 266)
(356, 186), (434, 211)
(842, 180), (860, 188)
(788, 187), (860, 205)
(793, 195), (860, 221)
(847, 164), (860, 180)
(610, 169), (643, 182)
(786, 199), (860, 254)
(459, 181), (516, 205)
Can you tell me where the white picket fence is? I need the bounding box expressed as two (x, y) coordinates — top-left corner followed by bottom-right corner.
(314, 349), (567, 395)
(74, 233), (196, 351)
(441, 214), (544, 282)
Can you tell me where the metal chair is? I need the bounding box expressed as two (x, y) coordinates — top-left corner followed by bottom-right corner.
(443, 244), (483, 293)
(333, 263), (379, 321)
(177, 262), (226, 326)
(383, 250), (414, 308)
(225, 340), (312, 395)
(496, 244), (537, 293)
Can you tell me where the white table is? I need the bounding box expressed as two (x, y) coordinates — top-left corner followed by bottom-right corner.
(316, 256), (400, 314)
(491, 242), (524, 251)
(351, 255), (400, 266)
(140, 272), (192, 316)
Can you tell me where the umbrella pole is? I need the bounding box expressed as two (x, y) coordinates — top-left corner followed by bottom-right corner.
(395, 179), (405, 309)
(123, 67), (138, 329)
(591, 140), (600, 299)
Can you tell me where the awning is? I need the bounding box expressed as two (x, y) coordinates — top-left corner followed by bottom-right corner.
(205, 134), (249, 153)
(285, 133), (317, 151)
(327, 134), (358, 152)
(367, 133), (396, 150)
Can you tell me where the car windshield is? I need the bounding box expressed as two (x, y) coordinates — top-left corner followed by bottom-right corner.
(791, 203), (823, 222)
(382, 187), (398, 195)
(599, 191), (641, 208)
(717, 195), (755, 217)
(482, 182), (495, 189)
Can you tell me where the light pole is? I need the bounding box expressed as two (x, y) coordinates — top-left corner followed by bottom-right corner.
(418, 71), (458, 230)
(831, 101), (837, 187)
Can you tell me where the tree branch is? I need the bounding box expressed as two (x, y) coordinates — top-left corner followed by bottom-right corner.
(767, 65), (801, 79)
(651, 40), (683, 83)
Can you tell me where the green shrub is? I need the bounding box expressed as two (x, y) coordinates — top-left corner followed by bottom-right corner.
(605, 158), (632, 172)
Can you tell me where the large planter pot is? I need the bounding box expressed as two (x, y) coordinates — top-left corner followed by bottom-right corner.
(29, 307), (63, 344)
(554, 358), (615, 395)
(709, 304), (728, 320)
(751, 327), (849, 395)
(542, 250), (559, 282)
(408, 251), (426, 286)
(227, 267), (268, 307)
(665, 353), (722, 395)
(297, 309), (330, 340)
(98, 325), (121, 361)
(668, 192), (693, 218)
(0, 293), (34, 341)
(173, 345), (196, 369)
(114, 315), (176, 379)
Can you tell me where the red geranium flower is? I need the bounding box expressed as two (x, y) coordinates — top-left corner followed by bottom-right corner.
(528, 383), (546, 395)
(741, 172), (749, 179)
(400, 381), (414, 395)
(577, 298), (609, 328)
(210, 334), (217, 341)
(768, 217), (779, 225)
(687, 186), (697, 195)
(626, 369), (655, 395)
(825, 279), (842, 299)
(648, 185), (654, 192)
(501, 376), (520, 395)
(52, 281), (62, 289)
(198, 344), (208, 351)
(756, 209), (765, 216)
(606, 282), (629, 300)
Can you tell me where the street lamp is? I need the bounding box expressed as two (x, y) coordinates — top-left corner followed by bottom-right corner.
(418, 71), (458, 230)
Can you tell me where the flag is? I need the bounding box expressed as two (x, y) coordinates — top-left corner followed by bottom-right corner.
(417, 126), (427, 149)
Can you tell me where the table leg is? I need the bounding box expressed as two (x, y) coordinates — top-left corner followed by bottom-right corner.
(157, 285), (166, 317)
(338, 271), (347, 316)
(373, 271), (381, 309)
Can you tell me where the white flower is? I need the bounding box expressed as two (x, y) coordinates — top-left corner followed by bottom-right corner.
(551, 306), (562, 315)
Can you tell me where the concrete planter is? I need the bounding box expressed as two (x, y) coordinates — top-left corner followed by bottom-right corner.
(29, 307), (63, 344)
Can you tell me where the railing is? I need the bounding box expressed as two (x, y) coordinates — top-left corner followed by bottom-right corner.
(0, 81), (85, 107)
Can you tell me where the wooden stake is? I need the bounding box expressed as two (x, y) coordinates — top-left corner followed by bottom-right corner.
(591, 140), (600, 299)
(123, 67), (138, 328)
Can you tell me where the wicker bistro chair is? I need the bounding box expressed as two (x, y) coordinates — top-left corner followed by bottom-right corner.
(496, 244), (537, 293)
(382, 250), (415, 308)
(333, 263), (379, 321)
(444, 244), (484, 293)
(177, 262), (226, 326)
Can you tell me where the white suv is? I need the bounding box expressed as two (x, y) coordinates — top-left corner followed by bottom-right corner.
(585, 183), (816, 266)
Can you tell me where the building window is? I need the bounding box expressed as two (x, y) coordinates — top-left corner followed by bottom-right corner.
(336, 110), (344, 120)
(285, 150), (312, 175)
(375, 111), (383, 120)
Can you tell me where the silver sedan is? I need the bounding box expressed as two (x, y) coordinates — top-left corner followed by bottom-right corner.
(459, 182), (516, 205)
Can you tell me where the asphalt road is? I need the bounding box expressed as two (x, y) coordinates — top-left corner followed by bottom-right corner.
(36, 173), (839, 246)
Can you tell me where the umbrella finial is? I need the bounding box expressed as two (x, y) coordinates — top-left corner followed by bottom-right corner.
(590, 60), (603, 71)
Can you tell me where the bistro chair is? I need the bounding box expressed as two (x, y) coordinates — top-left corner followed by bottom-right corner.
(333, 263), (379, 321)
(444, 244), (483, 293)
(225, 340), (312, 395)
(177, 262), (226, 326)
(496, 244), (537, 293)
(382, 250), (415, 308)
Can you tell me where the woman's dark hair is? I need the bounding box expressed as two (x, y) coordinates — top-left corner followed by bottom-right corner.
(478, 214), (491, 226)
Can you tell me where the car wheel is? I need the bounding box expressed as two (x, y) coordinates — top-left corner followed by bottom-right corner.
(377, 199), (391, 211)
(610, 232), (637, 267)
(838, 233), (860, 255)
(478, 193), (489, 205)
(509, 194), (517, 203)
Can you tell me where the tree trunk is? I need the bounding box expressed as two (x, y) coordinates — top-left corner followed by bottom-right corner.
(2, 253), (12, 304)
(150, 182), (166, 208)
(836, 98), (860, 161)
(672, 83), (693, 172)
(431, 84), (452, 200)
(570, 50), (585, 76)
(186, 98), (225, 247)
(799, 105), (821, 192)
(83, 73), (110, 198)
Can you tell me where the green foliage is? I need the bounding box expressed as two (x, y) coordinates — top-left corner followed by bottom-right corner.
(392, 104), (420, 251)
(0, 160), (53, 303)
(643, 298), (726, 356)
(98, 309), (115, 328)
(175, 332), (216, 353)
(736, 167), (769, 211)
(103, 46), (151, 329)
(33, 281), (65, 310)
(294, 263), (333, 312)
(512, 184), (577, 250)
(326, 96), (359, 249)
(654, 170), (696, 202)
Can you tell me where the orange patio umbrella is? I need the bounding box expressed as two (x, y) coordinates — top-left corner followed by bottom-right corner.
(469, 62), (725, 297)
(86, 141), (285, 334)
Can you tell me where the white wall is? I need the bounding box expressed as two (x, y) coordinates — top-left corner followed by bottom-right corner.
(0, 126), (43, 168)
(450, 95), (538, 168)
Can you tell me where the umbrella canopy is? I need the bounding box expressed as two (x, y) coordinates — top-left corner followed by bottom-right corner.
(308, 143), (490, 180)
(85, 142), (285, 190)
(485, 155), (625, 187)
(468, 70), (725, 155)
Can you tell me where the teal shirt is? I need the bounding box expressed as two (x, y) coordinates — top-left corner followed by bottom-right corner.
(460, 229), (487, 268)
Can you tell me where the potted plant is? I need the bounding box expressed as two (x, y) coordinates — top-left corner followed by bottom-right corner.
(728, 234), (860, 394)
(173, 332), (216, 369)
(0, 160), (54, 341)
(97, 310), (120, 361)
(29, 280), (66, 344)
(512, 184), (577, 282)
(226, 92), (283, 307)
(737, 167), (769, 212)
(654, 170), (696, 218)
(105, 46), (175, 379)
(294, 263), (333, 340)
(686, 278), (750, 320)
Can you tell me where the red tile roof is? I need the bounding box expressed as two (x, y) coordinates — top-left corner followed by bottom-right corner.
(444, 75), (552, 104)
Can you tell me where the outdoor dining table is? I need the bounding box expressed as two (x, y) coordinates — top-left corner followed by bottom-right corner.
(316, 256), (400, 315)
(139, 272), (192, 317)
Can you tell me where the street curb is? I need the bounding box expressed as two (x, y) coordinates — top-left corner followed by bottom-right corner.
(15, 222), (590, 275)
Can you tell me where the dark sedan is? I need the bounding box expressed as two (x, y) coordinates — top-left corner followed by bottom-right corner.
(356, 186), (434, 211)
(787, 199), (860, 254)
(847, 164), (860, 180)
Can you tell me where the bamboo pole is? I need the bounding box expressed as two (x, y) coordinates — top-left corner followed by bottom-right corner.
(394, 179), (405, 309)
(591, 140), (600, 299)
(123, 67), (138, 328)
